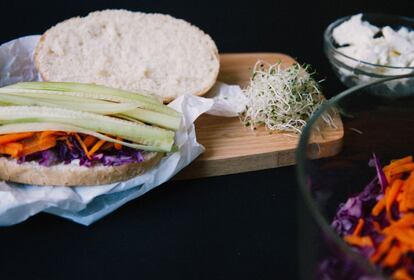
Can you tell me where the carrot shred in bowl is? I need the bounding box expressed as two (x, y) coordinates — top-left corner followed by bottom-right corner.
(331, 155), (414, 279)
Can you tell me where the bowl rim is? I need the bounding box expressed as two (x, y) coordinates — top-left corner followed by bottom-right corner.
(324, 13), (414, 71)
(295, 73), (414, 278)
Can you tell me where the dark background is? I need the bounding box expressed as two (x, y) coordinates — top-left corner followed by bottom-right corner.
(0, 0), (413, 279)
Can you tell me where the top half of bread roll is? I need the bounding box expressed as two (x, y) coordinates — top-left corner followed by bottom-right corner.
(35, 10), (220, 103)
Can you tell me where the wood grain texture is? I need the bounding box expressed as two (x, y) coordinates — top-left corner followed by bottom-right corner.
(176, 53), (343, 179)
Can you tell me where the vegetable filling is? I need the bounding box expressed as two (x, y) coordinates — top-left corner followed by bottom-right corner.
(0, 131), (145, 167)
(0, 81), (181, 167)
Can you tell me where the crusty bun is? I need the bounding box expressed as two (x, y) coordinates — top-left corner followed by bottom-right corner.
(0, 152), (163, 186)
(34, 9), (220, 103)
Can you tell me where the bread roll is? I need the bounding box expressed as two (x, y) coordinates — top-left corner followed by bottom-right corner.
(0, 152), (163, 186)
(35, 10), (220, 103)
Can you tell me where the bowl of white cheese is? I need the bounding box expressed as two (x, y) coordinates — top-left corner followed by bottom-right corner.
(324, 13), (414, 96)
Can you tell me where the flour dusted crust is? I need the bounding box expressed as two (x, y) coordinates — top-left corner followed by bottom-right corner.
(34, 10), (220, 103)
(0, 152), (163, 186)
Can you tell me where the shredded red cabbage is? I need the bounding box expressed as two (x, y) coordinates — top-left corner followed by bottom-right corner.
(17, 136), (144, 167)
(332, 154), (387, 237)
(368, 153), (388, 192)
(331, 177), (381, 237)
(320, 154), (388, 279)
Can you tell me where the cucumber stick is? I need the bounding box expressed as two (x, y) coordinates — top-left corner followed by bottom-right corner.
(2, 88), (178, 117)
(121, 108), (181, 130)
(0, 94), (139, 114)
(3, 82), (181, 117)
(0, 87), (182, 130)
(0, 91), (181, 130)
(6, 81), (161, 104)
(0, 106), (175, 152)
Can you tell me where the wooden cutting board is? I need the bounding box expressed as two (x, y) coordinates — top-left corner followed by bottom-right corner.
(175, 53), (344, 179)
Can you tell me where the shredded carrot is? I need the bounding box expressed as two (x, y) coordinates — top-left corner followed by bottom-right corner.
(390, 163), (414, 176)
(402, 172), (414, 210)
(381, 245), (401, 267)
(114, 137), (122, 150)
(393, 268), (414, 280)
(384, 156), (413, 184)
(385, 170), (392, 185)
(372, 198), (385, 216)
(39, 131), (66, 139)
(390, 174), (404, 185)
(385, 156), (413, 172)
(343, 235), (373, 247)
(399, 242), (412, 254)
(100, 142), (114, 151)
(386, 213), (414, 229)
(65, 138), (74, 150)
(88, 139), (105, 157)
(55, 132), (67, 136)
(0, 132), (34, 145)
(0, 142), (23, 158)
(372, 221), (382, 232)
(83, 135), (98, 148)
(74, 133), (90, 159)
(20, 136), (56, 157)
(353, 218), (364, 236)
(400, 200), (408, 213)
(387, 228), (414, 249)
(386, 179), (404, 220)
(370, 235), (394, 263)
(39, 131), (56, 139)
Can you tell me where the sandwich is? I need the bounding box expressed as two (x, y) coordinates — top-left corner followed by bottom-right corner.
(0, 10), (221, 186)
(0, 82), (181, 186)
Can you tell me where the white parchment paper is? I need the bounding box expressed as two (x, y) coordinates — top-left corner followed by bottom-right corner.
(0, 35), (246, 226)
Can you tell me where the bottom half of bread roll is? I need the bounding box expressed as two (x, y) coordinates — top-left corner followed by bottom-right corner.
(0, 152), (163, 186)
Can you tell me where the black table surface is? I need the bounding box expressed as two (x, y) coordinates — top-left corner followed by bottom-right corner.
(0, 1), (413, 279)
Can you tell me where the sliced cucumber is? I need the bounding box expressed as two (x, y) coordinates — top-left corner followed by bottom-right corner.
(1, 88), (181, 119)
(0, 94), (138, 114)
(0, 106), (174, 152)
(3, 82), (181, 117)
(6, 81), (161, 103)
(121, 108), (181, 130)
(0, 91), (181, 130)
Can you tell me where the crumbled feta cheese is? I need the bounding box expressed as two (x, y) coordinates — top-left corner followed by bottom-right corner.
(371, 38), (389, 65)
(333, 14), (379, 46)
(397, 27), (410, 38)
(333, 14), (414, 70)
(382, 26), (414, 54)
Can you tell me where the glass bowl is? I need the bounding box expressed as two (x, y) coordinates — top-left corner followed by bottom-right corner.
(296, 74), (414, 280)
(324, 13), (414, 96)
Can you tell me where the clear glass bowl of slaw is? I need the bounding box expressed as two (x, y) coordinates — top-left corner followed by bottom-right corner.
(296, 74), (414, 280)
(324, 13), (414, 96)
